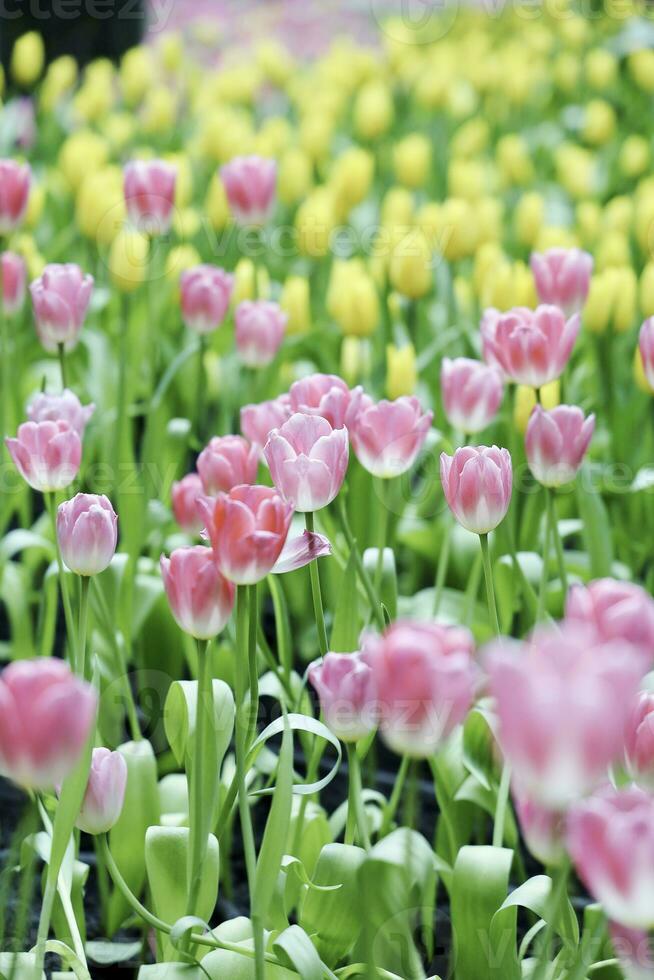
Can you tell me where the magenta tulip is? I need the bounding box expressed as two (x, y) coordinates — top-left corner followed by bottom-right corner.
(6, 420), (81, 492)
(0, 159), (30, 234)
(235, 300), (286, 368)
(123, 159), (176, 236)
(30, 263), (94, 353)
(308, 652), (377, 743)
(76, 747), (127, 835)
(567, 784), (654, 930)
(530, 247), (593, 315)
(0, 658), (96, 790)
(1, 251), (26, 315)
(220, 155), (277, 227)
(27, 388), (95, 436)
(57, 493), (118, 576)
(441, 357), (503, 435)
(160, 545), (235, 639)
(566, 578), (654, 672)
(197, 435), (259, 496)
(289, 373), (354, 430)
(440, 445), (512, 535)
(481, 304), (580, 387)
(180, 264), (234, 334)
(345, 392), (433, 478)
(264, 413), (349, 512)
(525, 404), (595, 487)
(171, 473), (204, 535)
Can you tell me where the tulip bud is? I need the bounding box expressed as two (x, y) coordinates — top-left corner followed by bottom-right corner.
(56, 493), (118, 576)
(308, 652), (377, 743)
(161, 546), (235, 639)
(27, 388), (95, 436)
(6, 420), (81, 493)
(0, 160), (30, 234)
(482, 305), (579, 387)
(59, 130), (109, 190)
(1, 251), (26, 316)
(11, 32), (45, 87)
(240, 395), (292, 450)
(264, 413), (349, 513)
(386, 344), (417, 399)
(232, 257), (269, 304)
(441, 445), (512, 535)
(278, 147), (313, 207)
(515, 192), (544, 247)
(180, 265), (233, 335)
(514, 380), (560, 434)
(171, 473), (204, 535)
(354, 80), (394, 140)
(109, 229), (149, 293)
(295, 188), (336, 259)
(205, 173), (231, 231)
(30, 263), (94, 353)
(220, 155), (276, 227)
(525, 405), (595, 488)
(625, 693), (654, 791)
(124, 160), (176, 237)
(530, 248), (593, 315)
(393, 133), (432, 190)
(389, 229), (433, 300)
(76, 747), (127, 835)
(280, 275), (311, 335)
(346, 391), (432, 479)
(566, 577), (654, 672)
(235, 300), (286, 368)
(197, 435), (258, 495)
(441, 358), (503, 435)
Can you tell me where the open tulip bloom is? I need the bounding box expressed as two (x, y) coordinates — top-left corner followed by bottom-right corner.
(6, 10), (654, 980)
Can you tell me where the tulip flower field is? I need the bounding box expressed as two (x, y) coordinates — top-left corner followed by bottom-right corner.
(5, 3), (654, 979)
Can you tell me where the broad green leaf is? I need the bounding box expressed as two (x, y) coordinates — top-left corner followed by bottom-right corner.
(299, 843), (366, 967)
(272, 925), (326, 980)
(253, 718), (293, 928)
(576, 468), (613, 578)
(85, 941), (142, 965)
(330, 547), (360, 652)
(450, 845), (513, 980)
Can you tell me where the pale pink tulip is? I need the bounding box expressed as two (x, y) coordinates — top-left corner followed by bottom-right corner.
(440, 446), (512, 535)
(624, 693), (654, 791)
(525, 404), (595, 487)
(197, 435), (259, 496)
(0, 159), (30, 234)
(566, 578), (654, 672)
(441, 357), (503, 435)
(57, 493), (118, 576)
(481, 304), (580, 387)
(308, 652), (377, 743)
(486, 623), (644, 808)
(30, 263), (94, 353)
(271, 528), (332, 574)
(76, 747), (127, 835)
(567, 785), (654, 930)
(235, 300), (286, 368)
(160, 545), (235, 639)
(198, 485), (293, 585)
(512, 786), (566, 866)
(5, 420), (81, 492)
(264, 413), (349, 512)
(345, 392), (432, 478)
(171, 473), (204, 535)
(220, 155), (277, 227)
(27, 388), (95, 436)
(0, 658), (96, 790)
(530, 247), (593, 315)
(123, 159), (176, 236)
(241, 394), (292, 451)
(609, 922), (654, 979)
(180, 264), (234, 334)
(364, 621), (476, 757)
(639, 318), (654, 391)
(289, 373), (354, 430)
(1, 251), (26, 315)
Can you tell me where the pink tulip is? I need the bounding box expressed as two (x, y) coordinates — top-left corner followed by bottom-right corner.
(486, 623), (644, 808)
(0, 159), (30, 234)
(530, 247), (593, 315)
(27, 388), (95, 436)
(235, 300), (286, 368)
(1, 251), (26, 315)
(171, 473), (204, 535)
(525, 404), (595, 487)
(5, 420), (81, 492)
(271, 528), (332, 574)
(481, 304), (580, 387)
(264, 413), (349, 512)
(480, 308), (503, 372)
(197, 435), (259, 496)
(123, 159), (176, 236)
(512, 786), (566, 866)
(57, 493), (118, 576)
(364, 620), (477, 757)
(567, 784), (654, 930)
(160, 545), (235, 639)
(566, 578), (654, 672)
(345, 392), (433, 478)
(180, 264), (234, 334)
(639, 318), (654, 391)
(624, 693), (654, 791)
(220, 155), (277, 227)
(240, 394), (292, 450)
(30, 263), (94, 353)
(289, 373), (354, 430)
(441, 357), (504, 435)
(308, 652), (377, 743)
(0, 658), (96, 790)
(609, 922), (654, 979)
(440, 446), (512, 535)
(76, 747), (127, 835)
(198, 485), (293, 585)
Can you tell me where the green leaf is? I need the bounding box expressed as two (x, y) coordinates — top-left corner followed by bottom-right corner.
(248, 713), (342, 797)
(85, 941), (142, 965)
(576, 467), (613, 578)
(253, 718), (294, 928)
(272, 925), (326, 980)
(299, 843), (367, 967)
(450, 845), (513, 980)
(0, 952), (43, 979)
(330, 547), (360, 653)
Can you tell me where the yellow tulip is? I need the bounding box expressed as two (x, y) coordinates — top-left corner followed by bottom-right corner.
(11, 32), (44, 87)
(340, 336), (370, 385)
(354, 80), (394, 140)
(142, 87), (178, 135)
(641, 262), (654, 318)
(295, 188), (335, 259)
(585, 49), (618, 90)
(109, 230), (150, 293)
(76, 167), (125, 245)
(25, 182), (45, 229)
(629, 50), (654, 93)
(205, 174), (232, 231)
(59, 131), (110, 190)
(393, 134), (432, 189)
(389, 229), (433, 300)
(278, 147), (313, 206)
(515, 192), (545, 247)
(386, 344), (417, 399)
(330, 147), (375, 218)
(582, 100), (616, 146)
(514, 381), (561, 434)
(41, 56), (77, 112)
(280, 276), (311, 335)
(328, 261), (380, 337)
(233, 258), (269, 304)
(165, 245), (202, 286)
(619, 136), (650, 179)
(120, 46), (156, 105)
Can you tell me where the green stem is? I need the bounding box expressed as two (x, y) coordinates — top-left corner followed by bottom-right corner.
(235, 585), (265, 980)
(433, 518), (452, 616)
(194, 334), (207, 441)
(532, 861), (571, 980)
(59, 886), (86, 963)
(113, 293), (129, 501)
(479, 533), (501, 636)
(492, 761), (512, 848)
(374, 479), (390, 593)
(186, 638), (211, 917)
(33, 871), (58, 980)
(335, 497), (384, 630)
(57, 343), (67, 390)
(379, 755), (410, 837)
(46, 493), (78, 671)
(92, 580), (141, 740)
(246, 584), (260, 749)
(77, 576), (90, 680)
(345, 743), (370, 848)
(547, 488), (568, 596)
(305, 512), (328, 656)
(537, 497), (552, 624)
